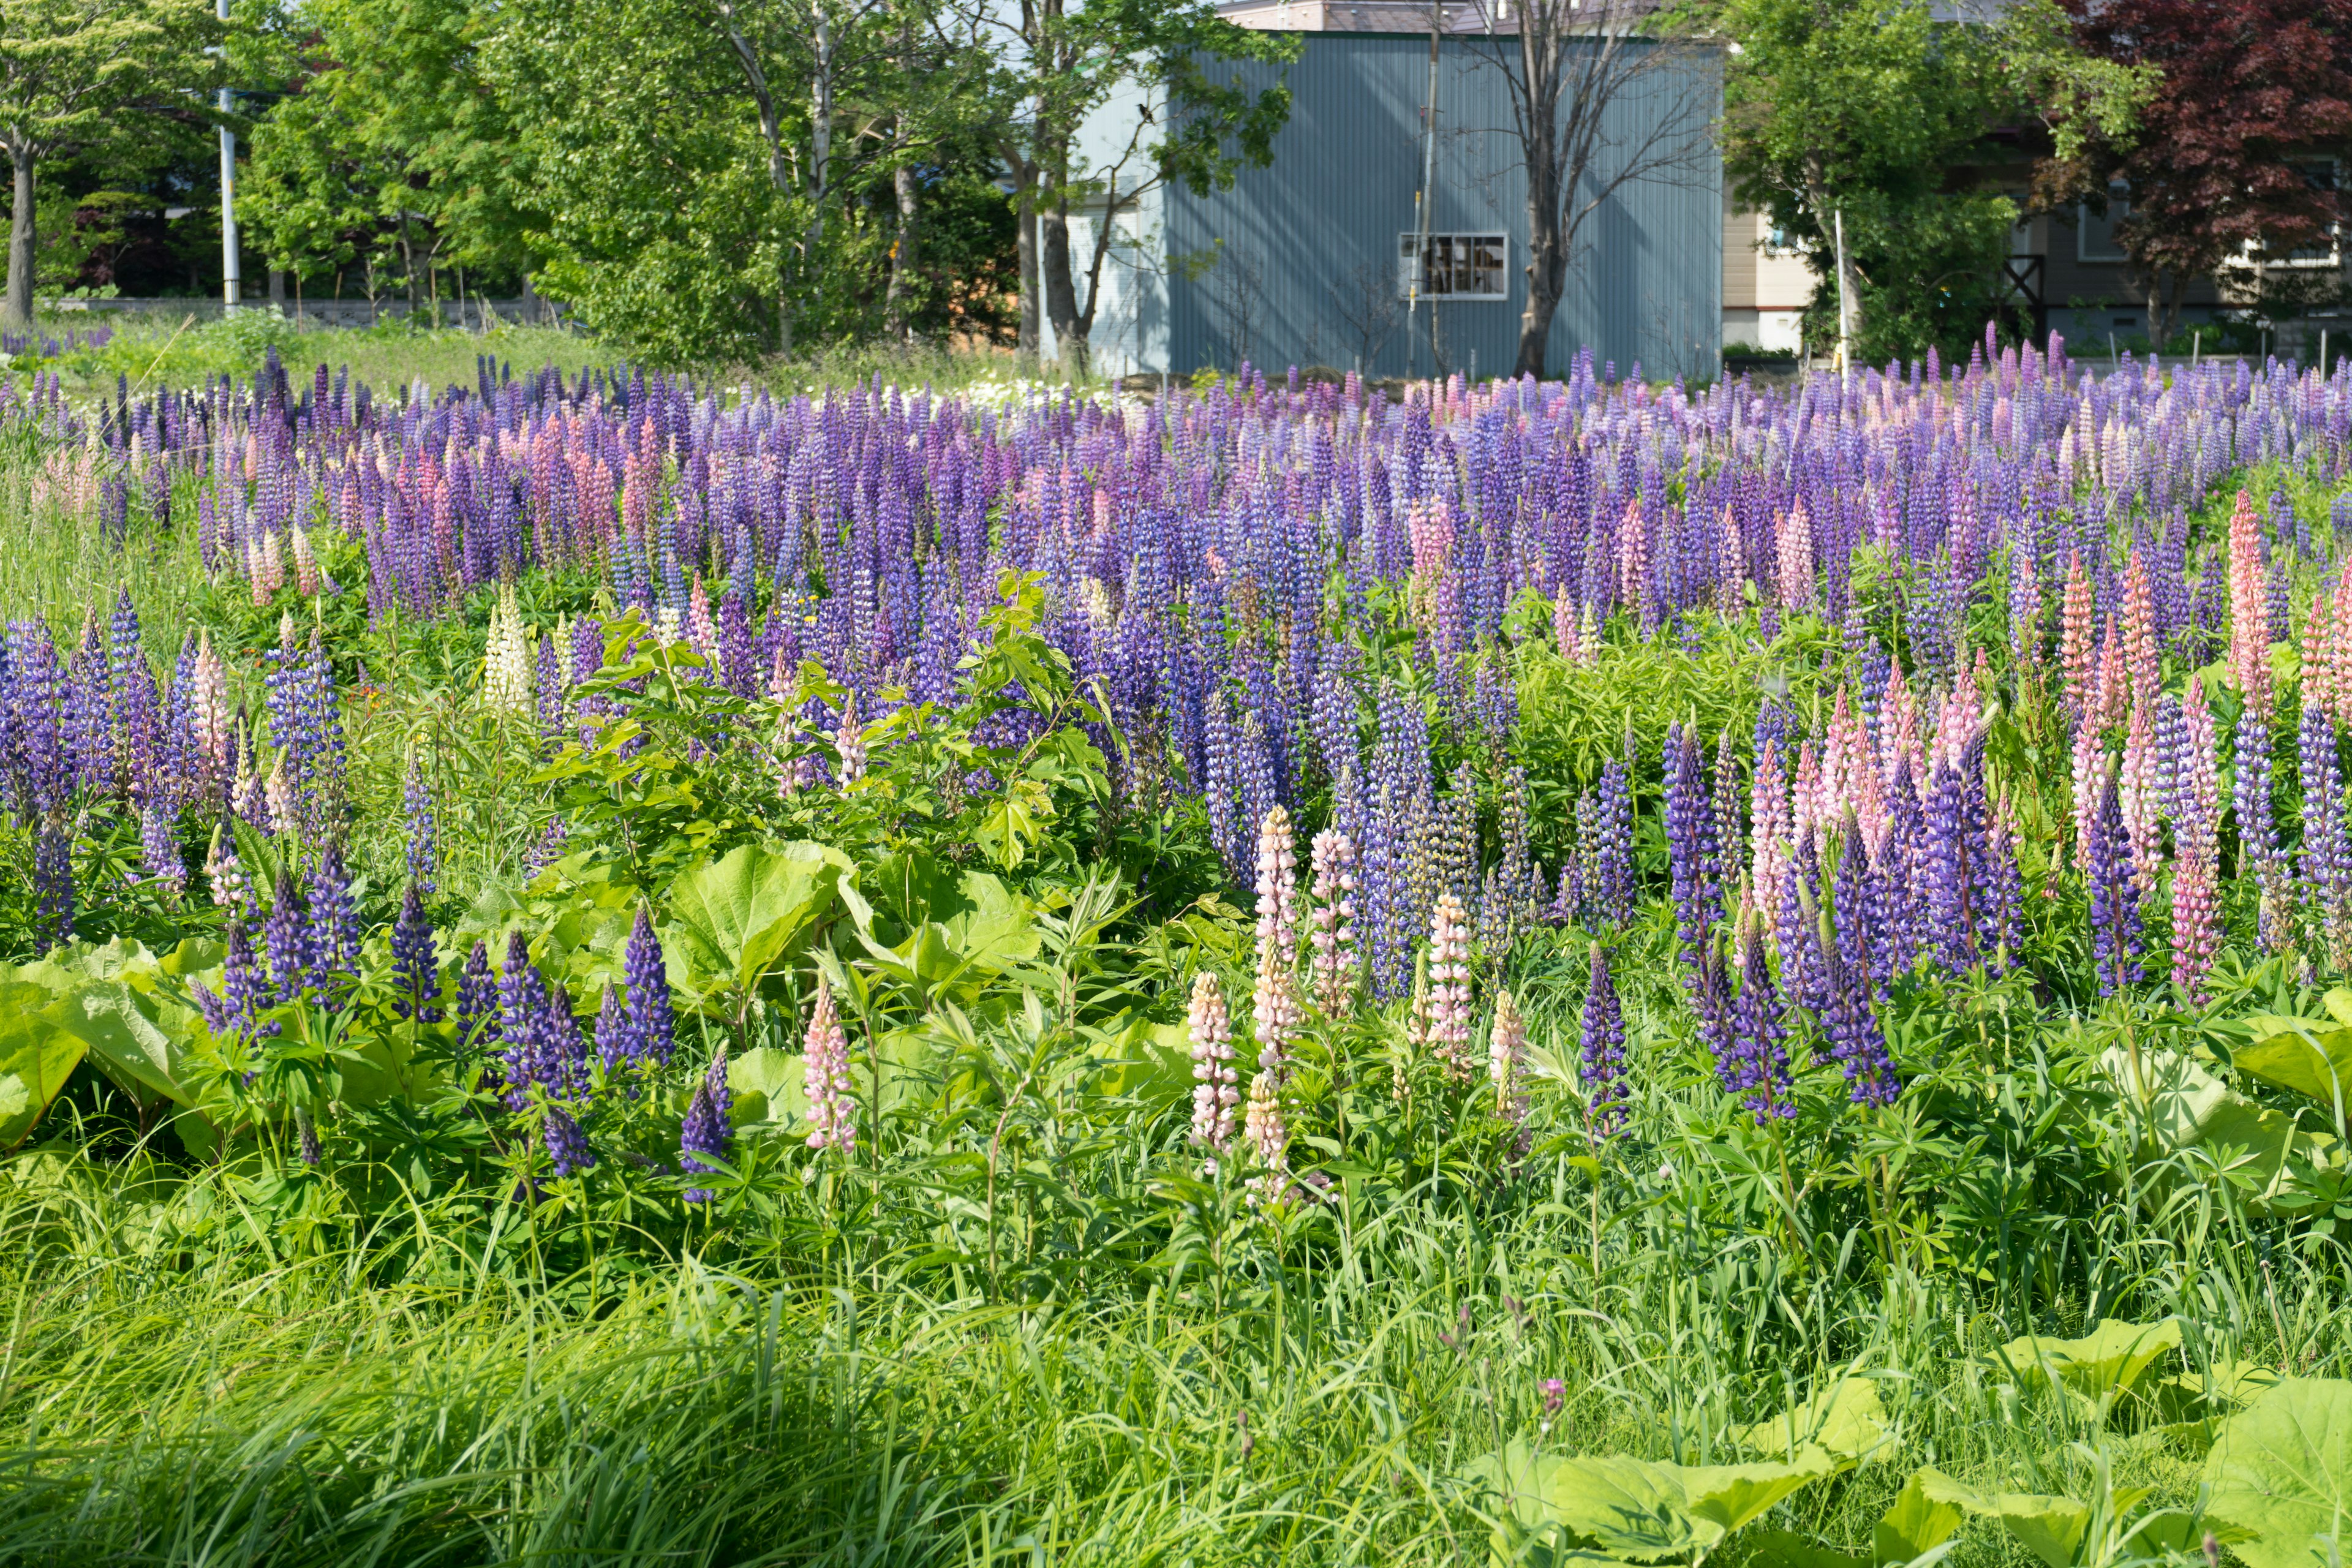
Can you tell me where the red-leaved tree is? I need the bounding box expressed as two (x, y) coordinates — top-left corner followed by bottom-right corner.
(2046, 0), (2352, 345)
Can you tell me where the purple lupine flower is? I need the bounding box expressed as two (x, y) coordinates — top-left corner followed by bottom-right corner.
(402, 752), (437, 896)
(1664, 725), (1724, 979)
(390, 883), (440, 1022)
(1922, 755), (1982, 974)
(214, 919), (277, 1040)
(2236, 706), (2286, 951)
(30, 818), (71, 951)
(622, 907), (674, 1064)
(307, 848), (361, 990)
(1726, 912), (1793, 1122)
(263, 880), (312, 1002)
(1589, 753), (1635, 924)
(680, 1049), (733, 1202)
(542, 1102), (595, 1177)
(1820, 889), (1899, 1107)
(2086, 761), (2143, 996)
(455, 938), (497, 1050)
(498, 932), (546, 1109)
(2300, 703), (2352, 958)
(1580, 942), (1628, 1138)
(1774, 842), (1828, 1017)
(1833, 813), (1877, 997)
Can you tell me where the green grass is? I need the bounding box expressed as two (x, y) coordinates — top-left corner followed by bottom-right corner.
(0, 1135), (2335, 1567)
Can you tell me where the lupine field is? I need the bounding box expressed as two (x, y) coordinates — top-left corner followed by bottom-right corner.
(6, 332), (2352, 1564)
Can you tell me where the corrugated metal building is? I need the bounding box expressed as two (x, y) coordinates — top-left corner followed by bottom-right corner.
(1054, 26), (1724, 382)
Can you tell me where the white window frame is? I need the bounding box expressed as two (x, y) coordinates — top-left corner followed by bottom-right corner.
(1398, 232), (1510, 301)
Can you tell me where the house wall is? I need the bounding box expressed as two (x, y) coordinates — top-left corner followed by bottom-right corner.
(1079, 33), (1722, 381)
(1720, 195), (1811, 352)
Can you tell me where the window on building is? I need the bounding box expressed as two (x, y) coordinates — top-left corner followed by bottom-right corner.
(2078, 182), (2130, 263)
(1398, 233), (1509, 300)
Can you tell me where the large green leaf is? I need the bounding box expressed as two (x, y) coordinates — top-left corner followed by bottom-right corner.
(1735, 1378), (1891, 1468)
(1871, 1468), (1972, 1565)
(2204, 1377), (2352, 1568)
(1904, 1471), (2089, 1568)
(2236, 1011), (2352, 1114)
(0, 977), (88, 1150)
(1997, 1319), (2181, 1402)
(1471, 1441), (1835, 1564)
(728, 1046), (810, 1129)
(662, 842), (848, 1005)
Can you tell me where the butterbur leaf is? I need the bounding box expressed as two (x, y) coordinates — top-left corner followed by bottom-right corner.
(725, 1046), (809, 1128)
(1743, 1529), (1868, 1568)
(1900, 1471), (2089, 1568)
(2233, 1014), (2352, 1112)
(1735, 1378), (1891, 1468)
(1871, 1467), (1972, 1565)
(2203, 1377), (2352, 1568)
(662, 842), (848, 1003)
(0, 976), (88, 1150)
(1469, 1441), (1836, 1565)
(1997, 1318), (2182, 1403)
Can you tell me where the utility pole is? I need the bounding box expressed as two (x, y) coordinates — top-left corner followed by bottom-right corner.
(217, 0), (240, 312)
(1406, 0), (1441, 382)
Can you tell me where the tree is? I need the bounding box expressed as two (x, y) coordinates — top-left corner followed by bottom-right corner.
(2045, 0), (2352, 348)
(1719, 0), (2030, 361)
(0, 0), (218, 327)
(968, 0), (1294, 374)
(246, 0), (544, 314)
(1469, 0), (1716, 380)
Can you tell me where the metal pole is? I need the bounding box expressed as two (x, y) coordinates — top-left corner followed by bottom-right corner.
(1406, 0), (1441, 383)
(1831, 209), (1850, 375)
(217, 0), (239, 312)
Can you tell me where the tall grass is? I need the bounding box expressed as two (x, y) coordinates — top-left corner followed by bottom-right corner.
(1, 1135), (2340, 1567)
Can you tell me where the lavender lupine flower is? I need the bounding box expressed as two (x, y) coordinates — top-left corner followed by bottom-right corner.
(2300, 703), (2352, 965)
(801, 983), (856, 1153)
(1727, 912), (1793, 1122)
(1251, 805), (1303, 1072)
(390, 883), (440, 1022)
(1188, 970), (1240, 1156)
(1580, 943), (1628, 1138)
(1308, 828), (1359, 1014)
(2236, 706), (2288, 951)
(623, 907), (675, 1065)
(137, 802), (185, 904)
(1498, 765), (1535, 927)
(1427, 892), (1474, 1080)
(1663, 725), (1723, 975)
(543, 1103), (595, 1177)
(30, 819), (70, 951)
(402, 750), (437, 895)
(2086, 761), (2144, 996)
(1590, 754), (1635, 924)
(680, 1049), (732, 1202)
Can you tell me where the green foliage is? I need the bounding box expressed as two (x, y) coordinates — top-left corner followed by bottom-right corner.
(2204, 1378), (2352, 1568)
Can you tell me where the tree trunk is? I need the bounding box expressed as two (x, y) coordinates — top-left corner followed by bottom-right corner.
(1515, 137), (1562, 377)
(268, 268), (285, 305)
(1041, 201), (1087, 376)
(5, 151), (36, 331)
(884, 153), (919, 345)
(802, 7), (835, 348)
(1015, 170), (1040, 371)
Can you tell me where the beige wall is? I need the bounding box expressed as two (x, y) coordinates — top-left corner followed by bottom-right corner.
(1722, 196), (1812, 350)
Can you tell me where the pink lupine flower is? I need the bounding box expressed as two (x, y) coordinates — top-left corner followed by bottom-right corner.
(1308, 828), (1359, 1015)
(1252, 805), (1303, 1071)
(1188, 970), (1239, 1155)
(801, 982), (857, 1153)
(1428, 892), (1474, 1080)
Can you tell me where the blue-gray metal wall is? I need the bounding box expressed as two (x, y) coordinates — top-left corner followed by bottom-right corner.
(1161, 34), (1722, 381)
